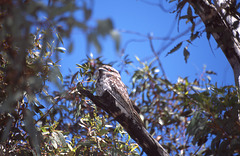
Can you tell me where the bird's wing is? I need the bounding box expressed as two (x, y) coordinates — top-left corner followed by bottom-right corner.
(107, 85), (144, 126)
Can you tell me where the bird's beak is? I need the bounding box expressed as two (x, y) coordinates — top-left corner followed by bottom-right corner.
(98, 67), (106, 73)
(97, 68), (105, 77)
(98, 68), (105, 71)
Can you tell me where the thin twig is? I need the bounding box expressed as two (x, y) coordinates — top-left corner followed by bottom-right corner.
(148, 36), (168, 79)
(139, 0), (175, 13)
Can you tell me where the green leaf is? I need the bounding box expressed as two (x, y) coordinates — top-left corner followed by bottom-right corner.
(135, 56), (140, 62)
(89, 34), (102, 53)
(83, 2), (92, 21)
(60, 105), (69, 112)
(76, 64), (84, 68)
(24, 109), (41, 155)
(206, 31), (211, 40)
(56, 31), (64, 45)
(187, 5), (192, 17)
(206, 70), (217, 75)
(179, 15), (189, 20)
(68, 42), (73, 53)
(190, 31), (199, 41)
(1, 117), (13, 142)
(71, 71), (79, 84)
(166, 42), (183, 57)
(183, 47), (190, 63)
(97, 18), (113, 36)
(56, 131), (67, 146)
(51, 66), (63, 83)
(110, 30), (121, 51)
(78, 140), (96, 146)
(177, 0), (187, 10)
(191, 22), (195, 32)
(50, 137), (58, 149)
(55, 47), (66, 53)
(99, 129), (108, 136)
(180, 110), (192, 117)
(52, 132), (61, 145)
(186, 111), (200, 135)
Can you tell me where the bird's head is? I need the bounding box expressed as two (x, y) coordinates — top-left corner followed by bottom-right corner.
(97, 65), (121, 79)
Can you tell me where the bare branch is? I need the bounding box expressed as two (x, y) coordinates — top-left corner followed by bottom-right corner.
(148, 35), (168, 79)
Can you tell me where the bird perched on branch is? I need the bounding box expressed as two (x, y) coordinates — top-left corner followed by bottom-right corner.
(95, 65), (143, 126)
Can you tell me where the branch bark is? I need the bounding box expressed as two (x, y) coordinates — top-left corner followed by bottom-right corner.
(77, 84), (169, 156)
(187, 0), (240, 87)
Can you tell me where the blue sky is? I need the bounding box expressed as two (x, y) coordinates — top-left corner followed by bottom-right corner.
(60, 0), (234, 87)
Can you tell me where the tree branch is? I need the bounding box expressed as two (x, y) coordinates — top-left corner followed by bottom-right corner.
(77, 84), (169, 156)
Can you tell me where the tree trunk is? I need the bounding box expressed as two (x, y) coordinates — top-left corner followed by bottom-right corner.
(187, 0), (240, 87)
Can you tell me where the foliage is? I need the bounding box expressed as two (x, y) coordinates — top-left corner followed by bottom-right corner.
(187, 85), (240, 155)
(0, 0), (123, 155)
(0, 0), (240, 156)
(167, 0), (240, 63)
(130, 59), (240, 155)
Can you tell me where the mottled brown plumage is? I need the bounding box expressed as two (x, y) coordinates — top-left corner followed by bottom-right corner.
(95, 65), (143, 125)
